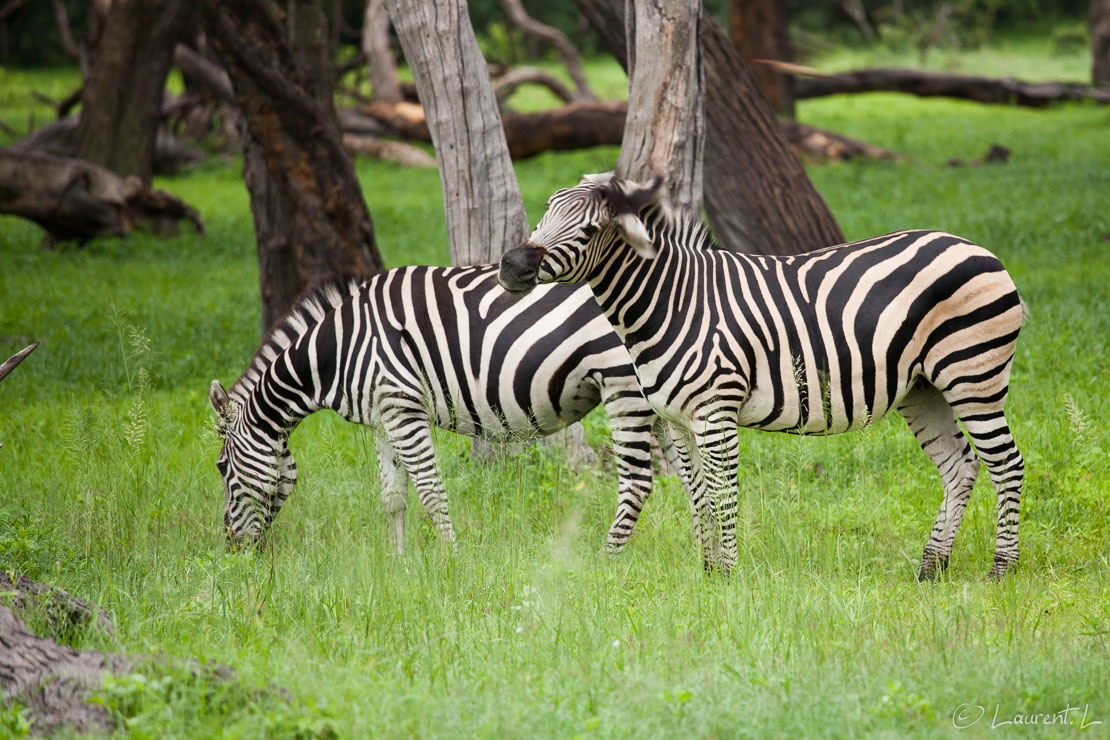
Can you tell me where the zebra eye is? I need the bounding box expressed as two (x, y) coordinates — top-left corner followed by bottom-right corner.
(582, 224), (599, 237)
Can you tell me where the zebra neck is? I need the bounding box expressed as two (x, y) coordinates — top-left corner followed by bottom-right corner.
(245, 340), (325, 440)
(586, 234), (686, 356)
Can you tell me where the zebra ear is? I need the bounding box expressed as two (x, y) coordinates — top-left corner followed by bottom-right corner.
(209, 380), (233, 423)
(613, 212), (657, 258)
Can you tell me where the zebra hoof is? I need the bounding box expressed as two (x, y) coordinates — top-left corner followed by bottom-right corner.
(986, 556), (1018, 581)
(916, 553), (949, 582)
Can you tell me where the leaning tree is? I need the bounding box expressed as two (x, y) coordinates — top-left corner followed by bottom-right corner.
(197, 0), (384, 334)
(575, 0), (844, 255)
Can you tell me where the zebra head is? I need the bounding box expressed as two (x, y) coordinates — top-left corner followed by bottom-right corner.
(209, 380), (298, 547)
(498, 173), (667, 293)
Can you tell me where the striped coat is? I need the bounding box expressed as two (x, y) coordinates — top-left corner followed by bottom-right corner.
(499, 174), (1025, 579)
(210, 265), (682, 553)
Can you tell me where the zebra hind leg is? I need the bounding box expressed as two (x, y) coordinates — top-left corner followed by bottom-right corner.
(896, 382), (979, 581)
(379, 403), (457, 548)
(959, 409), (1024, 579)
(374, 432), (408, 555)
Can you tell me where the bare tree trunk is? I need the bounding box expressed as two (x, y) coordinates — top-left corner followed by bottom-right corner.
(73, 0), (193, 183)
(384, 0), (528, 266)
(1093, 0), (1110, 87)
(198, 0), (384, 334)
(729, 0), (794, 117)
(616, 0), (704, 218)
(500, 0), (597, 100)
(363, 0), (401, 102)
(575, 0), (843, 254)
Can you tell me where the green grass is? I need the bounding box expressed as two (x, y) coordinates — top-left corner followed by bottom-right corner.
(2, 38), (1110, 737)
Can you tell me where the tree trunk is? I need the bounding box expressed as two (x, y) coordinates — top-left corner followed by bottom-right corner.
(1092, 0), (1110, 87)
(384, 0), (528, 266)
(363, 0), (401, 103)
(198, 0), (384, 334)
(73, 0), (193, 183)
(575, 0), (843, 254)
(615, 0), (704, 218)
(793, 68), (1110, 106)
(729, 0), (794, 117)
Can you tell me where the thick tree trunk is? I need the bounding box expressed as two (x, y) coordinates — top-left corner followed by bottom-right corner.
(1091, 0), (1110, 87)
(198, 0), (383, 334)
(729, 0), (794, 117)
(575, 0), (843, 254)
(73, 0), (193, 183)
(616, 0), (705, 218)
(0, 148), (204, 242)
(0, 606), (131, 736)
(384, 0), (528, 266)
(363, 0), (401, 103)
(794, 68), (1110, 106)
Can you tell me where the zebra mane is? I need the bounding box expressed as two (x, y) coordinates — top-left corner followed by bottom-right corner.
(228, 273), (370, 407)
(585, 174), (720, 253)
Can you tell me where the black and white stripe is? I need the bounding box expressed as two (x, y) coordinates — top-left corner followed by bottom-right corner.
(499, 174), (1026, 579)
(209, 264), (680, 553)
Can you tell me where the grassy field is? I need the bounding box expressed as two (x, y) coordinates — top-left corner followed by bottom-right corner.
(2, 38), (1109, 738)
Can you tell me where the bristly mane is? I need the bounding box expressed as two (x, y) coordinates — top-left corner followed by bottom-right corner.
(228, 273), (370, 407)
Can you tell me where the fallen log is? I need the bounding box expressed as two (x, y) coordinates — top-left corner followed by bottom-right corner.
(12, 117), (205, 176)
(353, 99), (904, 163)
(0, 570), (114, 638)
(0, 148), (204, 243)
(342, 133), (436, 167)
(794, 68), (1110, 107)
(778, 119), (904, 163)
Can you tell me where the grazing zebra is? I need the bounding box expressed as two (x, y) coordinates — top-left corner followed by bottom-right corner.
(498, 173), (1026, 580)
(208, 266), (684, 553)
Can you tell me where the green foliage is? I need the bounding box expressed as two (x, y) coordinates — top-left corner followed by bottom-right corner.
(1, 39), (1109, 737)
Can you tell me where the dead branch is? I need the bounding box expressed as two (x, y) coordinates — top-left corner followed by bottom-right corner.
(0, 0), (31, 23)
(794, 68), (1110, 107)
(0, 342), (37, 383)
(493, 66), (576, 105)
(499, 0), (596, 100)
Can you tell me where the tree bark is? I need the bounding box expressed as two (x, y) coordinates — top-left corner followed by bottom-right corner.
(384, 0), (528, 266)
(198, 0), (384, 334)
(500, 0), (597, 100)
(575, 0), (843, 254)
(0, 148), (204, 242)
(363, 0), (401, 103)
(615, 0), (704, 218)
(1091, 0), (1110, 87)
(73, 0), (193, 183)
(793, 68), (1110, 106)
(729, 0), (794, 117)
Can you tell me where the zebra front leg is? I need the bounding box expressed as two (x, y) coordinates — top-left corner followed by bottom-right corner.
(379, 403), (457, 548)
(693, 416), (740, 575)
(374, 432), (408, 555)
(896, 383), (980, 581)
(604, 412), (655, 554)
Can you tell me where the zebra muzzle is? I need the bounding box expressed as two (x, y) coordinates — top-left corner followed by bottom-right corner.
(498, 243), (545, 293)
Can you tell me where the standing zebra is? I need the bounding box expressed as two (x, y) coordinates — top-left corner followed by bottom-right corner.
(209, 266), (684, 553)
(499, 174), (1026, 580)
